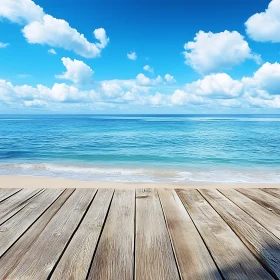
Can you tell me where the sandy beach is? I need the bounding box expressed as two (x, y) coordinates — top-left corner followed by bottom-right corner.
(1, 175), (280, 189)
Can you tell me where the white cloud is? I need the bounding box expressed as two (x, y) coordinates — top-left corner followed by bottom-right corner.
(48, 48), (56, 55)
(164, 74), (176, 83)
(143, 65), (153, 73)
(24, 99), (47, 107)
(185, 73), (243, 99)
(136, 73), (162, 86)
(101, 82), (124, 98)
(56, 57), (94, 84)
(0, 0), (44, 24)
(3, 61), (280, 110)
(0, 42), (9, 48)
(149, 92), (166, 106)
(127, 52), (137, 60)
(242, 62), (280, 95)
(170, 89), (207, 106)
(0, 78), (97, 106)
(183, 30), (260, 74)
(94, 28), (109, 49)
(218, 99), (242, 108)
(0, 0), (108, 58)
(241, 62), (280, 108)
(245, 0), (280, 42)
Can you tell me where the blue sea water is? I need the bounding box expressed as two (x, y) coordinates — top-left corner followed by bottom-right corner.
(0, 114), (280, 183)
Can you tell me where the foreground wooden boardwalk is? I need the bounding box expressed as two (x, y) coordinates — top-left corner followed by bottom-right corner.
(0, 188), (280, 279)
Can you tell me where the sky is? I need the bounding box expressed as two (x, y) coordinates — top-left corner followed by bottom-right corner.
(0, 0), (280, 114)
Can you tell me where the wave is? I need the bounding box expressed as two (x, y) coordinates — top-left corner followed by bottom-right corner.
(0, 162), (280, 183)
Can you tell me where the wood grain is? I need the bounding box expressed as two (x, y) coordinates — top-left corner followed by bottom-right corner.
(159, 189), (222, 280)
(0, 189), (74, 278)
(0, 188), (43, 225)
(0, 189), (96, 280)
(199, 189), (280, 279)
(0, 188), (64, 257)
(237, 188), (280, 217)
(88, 189), (135, 280)
(177, 189), (273, 280)
(219, 188), (280, 240)
(262, 188), (280, 199)
(0, 189), (21, 203)
(50, 189), (114, 280)
(135, 189), (180, 280)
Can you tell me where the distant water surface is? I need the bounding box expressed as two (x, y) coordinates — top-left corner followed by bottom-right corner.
(0, 114), (279, 183)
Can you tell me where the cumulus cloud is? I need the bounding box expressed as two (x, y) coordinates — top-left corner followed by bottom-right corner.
(185, 73), (243, 99)
(183, 30), (261, 74)
(143, 65), (153, 73)
(48, 48), (56, 55)
(127, 52), (137, 60)
(0, 0), (108, 58)
(0, 0), (44, 24)
(24, 99), (47, 107)
(100, 82), (124, 98)
(170, 89), (207, 106)
(3, 61), (280, 110)
(136, 73), (162, 86)
(164, 74), (176, 83)
(0, 42), (9, 48)
(243, 62), (280, 95)
(241, 62), (280, 108)
(245, 0), (280, 42)
(0, 78), (97, 106)
(56, 57), (94, 84)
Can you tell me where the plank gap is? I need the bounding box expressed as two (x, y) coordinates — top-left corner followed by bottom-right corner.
(0, 189), (73, 260)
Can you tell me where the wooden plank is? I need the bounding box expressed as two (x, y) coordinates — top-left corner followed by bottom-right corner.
(88, 189), (135, 280)
(135, 189), (180, 280)
(261, 188), (280, 200)
(0, 189), (21, 203)
(50, 189), (114, 280)
(199, 189), (280, 279)
(0, 188), (65, 257)
(219, 189), (280, 240)
(0, 189), (74, 276)
(159, 189), (222, 280)
(0, 189), (96, 280)
(237, 188), (280, 217)
(0, 188), (43, 225)
(177, 189), (273, 280)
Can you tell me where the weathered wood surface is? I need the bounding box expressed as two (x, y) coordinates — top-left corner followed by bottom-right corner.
(135, 189), (180, 280)
(159, 189), (221, 280)
(0, 187), (280, 280)
(178, 189), (273, 280)
(88, 189), (135, 280)
(0, 188), (21, 203)
(199, 189), (280, 279)
(237, 188), (280, 217)
(219, 188), (280, 240)
(262, 188), (280, 199)
(0, 188), (43, 225)
(0, 188), (64, 257)
(0, 189), (95, 280)
(51, 189), (114, 280)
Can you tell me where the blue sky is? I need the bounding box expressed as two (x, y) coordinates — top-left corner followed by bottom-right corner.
(1, 0), (280, 113)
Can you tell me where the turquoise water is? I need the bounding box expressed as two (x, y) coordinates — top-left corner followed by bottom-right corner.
(0, 114), (280, 183)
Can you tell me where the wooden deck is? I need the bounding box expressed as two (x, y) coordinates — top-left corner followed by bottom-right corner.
(0, 188), (280, 279)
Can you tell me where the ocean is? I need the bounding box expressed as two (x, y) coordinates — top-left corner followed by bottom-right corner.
(0, 114), (279, 183)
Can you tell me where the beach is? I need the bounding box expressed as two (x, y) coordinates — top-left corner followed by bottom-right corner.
(1, 115), (280, 279)
(1, 115), (280, 184)
(1, 175), (280, 189)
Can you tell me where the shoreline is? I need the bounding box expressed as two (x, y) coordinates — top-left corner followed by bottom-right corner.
(1, 175), (280, 189)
